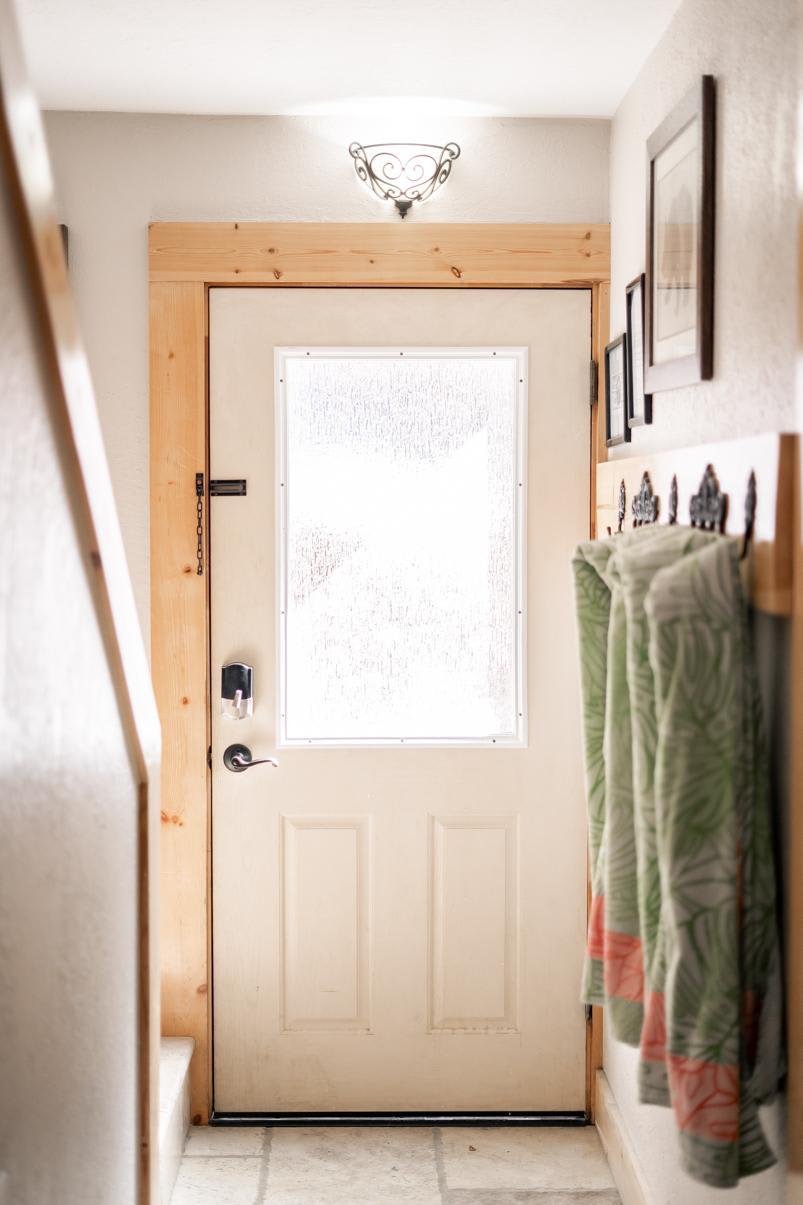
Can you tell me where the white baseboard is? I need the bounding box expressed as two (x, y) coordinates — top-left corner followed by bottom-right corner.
(595, 1070), (651, 1205)
(159, 1036), (194, 1204)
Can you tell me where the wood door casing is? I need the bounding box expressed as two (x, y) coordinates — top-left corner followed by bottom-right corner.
(148, 222), (611, 1123)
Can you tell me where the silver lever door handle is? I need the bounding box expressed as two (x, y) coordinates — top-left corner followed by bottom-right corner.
(223, 743), (279, 773)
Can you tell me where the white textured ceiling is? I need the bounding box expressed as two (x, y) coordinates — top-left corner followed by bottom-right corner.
(16, 0), (682, 117)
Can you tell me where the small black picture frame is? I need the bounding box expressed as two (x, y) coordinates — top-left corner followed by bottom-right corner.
(645, 75), (715, 393)
(625, 274), (652, 427)
(605, 333), (630, 447)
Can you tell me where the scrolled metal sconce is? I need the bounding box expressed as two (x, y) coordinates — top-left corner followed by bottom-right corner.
(348, 141), (461, 218)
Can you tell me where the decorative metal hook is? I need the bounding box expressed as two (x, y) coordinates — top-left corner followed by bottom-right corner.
(668, 475), (679, 526)
(689, 464), (729, 534)
(631, 472), (660, 527)
(742, 470), (757, 560)
(617, 480), (627, 534)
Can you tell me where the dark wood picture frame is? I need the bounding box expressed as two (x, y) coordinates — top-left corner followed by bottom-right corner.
(605, 333), (631, 447)
(645, 74), (715, 393)
(625, 274), (652, 427)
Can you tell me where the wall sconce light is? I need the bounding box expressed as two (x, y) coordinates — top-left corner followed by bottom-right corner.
(348, 142), (461, 219)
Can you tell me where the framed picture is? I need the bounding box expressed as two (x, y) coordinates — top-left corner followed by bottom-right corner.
(605, 334), (630, 447)
(625, 274), (652, 426)
(645, 75), (715, 392)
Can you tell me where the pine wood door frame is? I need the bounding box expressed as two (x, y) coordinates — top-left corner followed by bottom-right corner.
(149, 221), (611, 1124)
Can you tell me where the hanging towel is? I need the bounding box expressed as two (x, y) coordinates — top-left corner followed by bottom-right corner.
(573, 529), (781, 1188)
(572, 536), (616, 1015)
(573, 525), (704, 1045)
(615, 526), (721, 1092)
(639, 536), (781, 1187)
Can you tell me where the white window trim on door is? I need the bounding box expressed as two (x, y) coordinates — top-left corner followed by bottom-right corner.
(275, 345), (529, 749)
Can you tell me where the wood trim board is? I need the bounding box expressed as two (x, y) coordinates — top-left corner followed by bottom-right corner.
(590, 281), (611, 536)
(149, 222), (610, 1124)
(791, 39), (803, 1171)
(149, 221), (610, 286)
(791, 433), (803, 1174)
(150, 280), (209, 1122)
(585, 283), (610, 1116)
(0, 2), (162, 1200)
(594, 1071), (650, 1205)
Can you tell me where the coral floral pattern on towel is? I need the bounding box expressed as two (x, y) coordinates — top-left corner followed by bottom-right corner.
(587, 894), (605, 959)
(602, 930), (644, 1003)
(667, 1054), (739, 1144)
(640, 989), (666, 1064)
(587, 895), (644, 1003)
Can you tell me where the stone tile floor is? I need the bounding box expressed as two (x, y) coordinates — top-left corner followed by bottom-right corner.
(170, 1125), (621, 1204)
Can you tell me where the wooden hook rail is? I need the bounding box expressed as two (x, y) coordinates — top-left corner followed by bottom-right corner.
(595, 432), (797, 616)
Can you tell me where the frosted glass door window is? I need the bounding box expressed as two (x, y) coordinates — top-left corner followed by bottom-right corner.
(277, 349), (526, 744)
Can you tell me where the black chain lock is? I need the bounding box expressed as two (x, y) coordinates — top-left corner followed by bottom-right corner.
(195, 473), (204, 576)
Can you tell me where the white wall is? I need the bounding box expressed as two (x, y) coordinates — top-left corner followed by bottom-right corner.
(608, 0), (797, 461)
(605, 0), (795, 1201)
(0, 132), (139, 1204)
(42, 112), (610, 643)
(605, 1018), (786, 1205)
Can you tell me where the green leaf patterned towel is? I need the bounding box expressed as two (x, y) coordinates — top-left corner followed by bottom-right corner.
(573, 529), (781, 1188)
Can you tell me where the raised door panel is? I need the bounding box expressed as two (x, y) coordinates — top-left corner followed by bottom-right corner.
(282, 816), (371, 1031)
(429, 816), (518, 1031)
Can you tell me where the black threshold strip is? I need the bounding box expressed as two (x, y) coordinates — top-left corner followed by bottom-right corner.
(210, 1111), (589, 1127)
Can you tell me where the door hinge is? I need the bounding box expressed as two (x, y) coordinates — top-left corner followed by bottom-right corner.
(589, 361), (598, 407)
(207, 745), (212, 770)
(585, 1003), (593, 1024)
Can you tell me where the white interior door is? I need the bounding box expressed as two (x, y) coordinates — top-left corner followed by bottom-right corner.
(209, 288), (590, 1114)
